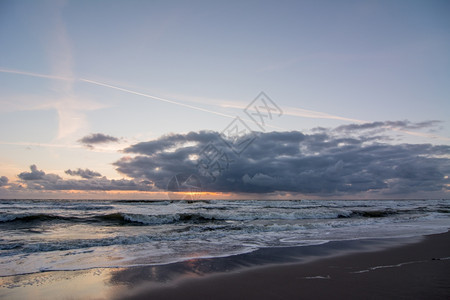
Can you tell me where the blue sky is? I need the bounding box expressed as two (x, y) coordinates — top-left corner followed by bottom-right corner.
(0, 0), (449, 199)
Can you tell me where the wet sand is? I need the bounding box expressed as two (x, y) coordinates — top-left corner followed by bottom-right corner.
(117, 231), (450, 300)
(1, 231), (449, 300)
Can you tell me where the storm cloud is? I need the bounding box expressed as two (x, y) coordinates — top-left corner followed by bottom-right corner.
(18, 165), (50, 181)
(65, 168), (102, 179)
(114, 125), (450, 196)
(17, 165), (153, 191)
(0, 176), (8, 187)
(334, 120), (441, 133)
(78, 133), (119, 148)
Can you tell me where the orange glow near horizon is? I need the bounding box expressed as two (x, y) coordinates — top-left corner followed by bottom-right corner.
(0, 188), (239, 200)
(167, 191), (230, 200)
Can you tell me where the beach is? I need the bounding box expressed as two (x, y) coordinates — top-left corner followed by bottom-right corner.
(2, 1), (450, 299)
(1, 230), (449, 300)
(117, 231), (450, 300)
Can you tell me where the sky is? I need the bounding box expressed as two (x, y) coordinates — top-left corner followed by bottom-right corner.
(0, 0), (449, 199)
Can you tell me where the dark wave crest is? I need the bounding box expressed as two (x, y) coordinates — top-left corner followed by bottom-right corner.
(95, 212), (223, 225)
(0, 213), (80, 223)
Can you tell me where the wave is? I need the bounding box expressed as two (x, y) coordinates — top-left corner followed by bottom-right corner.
(340, 209), (399, 218)
(0, 212), (223, 226)
(94, 208), (412, 225)
(0, 213), (79, 223)
(115, 200), (171, 204)
(1, 236), (153, 255)
(51, 204), (115, 211)
(96, 212), (223, 225)
(1, 205), (444, 227)
(337, 207), (443, 219)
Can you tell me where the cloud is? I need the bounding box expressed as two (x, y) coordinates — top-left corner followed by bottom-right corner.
(123, 131), (219, 155)
(35, 177), (153, 192)
(334, 120), (441, 133)
(0, 176), (8, 187)
(6, 121), (450, 197)
(16, 165), (153, 191)
(65, 168), (102, 179)
(331, 120), (449, 142)
(18, 165), (49, 181)
(114, 124), (450, 196)
(78, 133), (120, 148)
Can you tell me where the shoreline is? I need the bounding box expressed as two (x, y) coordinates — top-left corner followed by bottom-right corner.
(117, 231), (450, 300)
(1, 231), (449, 299)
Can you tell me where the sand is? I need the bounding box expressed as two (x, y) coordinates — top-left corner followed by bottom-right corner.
(1, 231), (449, 300)
(117, 232), (450, 300)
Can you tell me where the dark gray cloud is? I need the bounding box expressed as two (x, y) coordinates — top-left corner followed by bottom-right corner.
(123, 131), (218, 155)
(32, 177), (153, 191)
(78, 133), (119, 148)
(0, 176), (8, 187)
(334, 120), (441, 133)
(7, 121), (450, 197)
(18, 165), (50, 181)
(65, 168), (102, 179)
(114, 125), (450, 196)
(16, 165), (153, 191)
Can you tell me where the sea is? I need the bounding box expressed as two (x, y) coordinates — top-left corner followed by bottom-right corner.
(0, 199), (449, 277)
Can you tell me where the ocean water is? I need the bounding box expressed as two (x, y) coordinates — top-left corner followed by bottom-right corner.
(0, 199), (449, 277)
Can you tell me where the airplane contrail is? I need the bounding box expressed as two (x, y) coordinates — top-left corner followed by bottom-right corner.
(0, 67), (359, 126)
(0, 67), (353, 125)
(0, 68), (235, 119)
(1, 67), (448, 142)
(282, 106), (365, 123)
(0, 68), (73, 81)
(0, 141), (82, 149)
(79, 78), (288, 130)
(0, 67), (285, 133)
(79, 78), (236, 120)
(0, 141), (124, 153)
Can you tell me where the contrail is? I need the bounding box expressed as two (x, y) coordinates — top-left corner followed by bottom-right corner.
(79, 78), (236, 120)
(0, 141), (122, 152)
(79, 78), (286, 130)
(0, 68), (235, 119)
(0, 68), (73, 81)
(282, 106), (365, 123)
(210, 101), (365, 123)
(0, 141), (82, 149)
(2, 68), (448, 141)
(396, 129), (450, 142)
(0, 67), (358, 126)
(0, 67), (284, 130)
